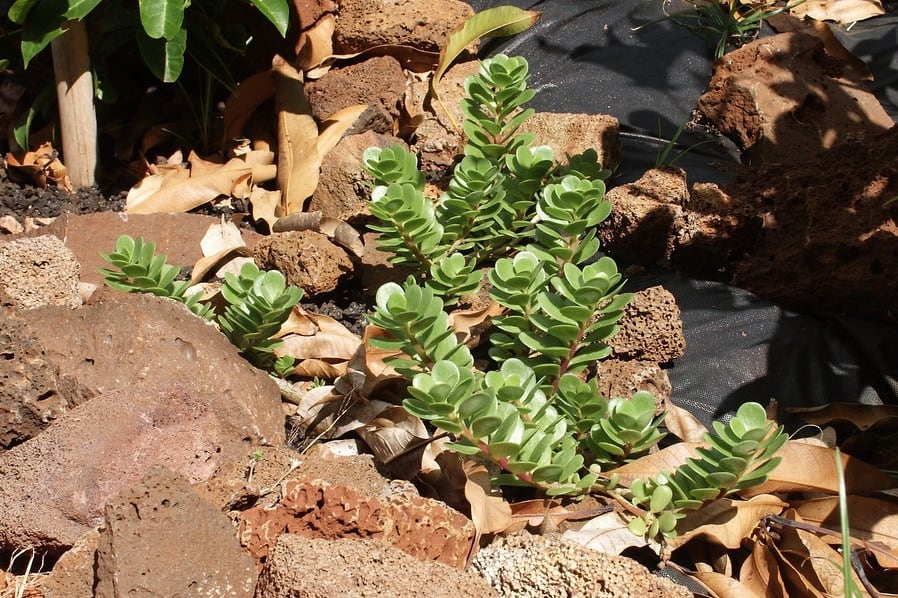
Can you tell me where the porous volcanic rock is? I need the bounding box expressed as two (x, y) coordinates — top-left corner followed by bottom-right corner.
(471, 533), (692, 597)
(253, 230), (355, 296)
(611, 285), (685, 363)
(238, 477), (475, 570)
(0, 235), (81, 309)
(308, 130), (405, 221)
(0, 305), (78, 448)
(95, 467), (257, 597)
(255, 534), (497, 598)
(698, 32), (894, 164)
(334, 0), (474, 53)
(526, 112), (620, 172)
(305, 55), (407, 135)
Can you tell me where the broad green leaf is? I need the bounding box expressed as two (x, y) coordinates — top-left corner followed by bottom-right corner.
(251, 0), (289, 37)
(64, 0), (102, 20)
(431, 6), (539, 102)
(136, 26), (187, 82)
(8, 0), (38, 23)
(139, 0), (185, 40)
(19, 0), (67, 67)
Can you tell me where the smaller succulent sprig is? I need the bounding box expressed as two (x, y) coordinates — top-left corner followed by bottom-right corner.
(98, 235), (212, 318)
(626, 402), (787, 539)
(219, 262), (303, 370)
(100, 235), (303, 373)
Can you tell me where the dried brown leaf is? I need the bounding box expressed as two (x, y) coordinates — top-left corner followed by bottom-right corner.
(277, 309), (362, 362)
(222, 71), (276, 146)
(5, 141), (72, 191)
(788, 402), (898, 432)
(249, 186), (281, 232)
(740, 532), (790, 597)
(741, 441), (897, 496)
(125, 152), (276, 214)
(789, 0), (883, 24)
(690, 571), (758, 598)
(794, 495), (898, 568)
(290, 358), (345, 379)
(671, 494), (788, 550)
(189, 246), (254, 285)
(665, 399), (709, 442)
(356, 405), (430, 465)
(273, 55), (366, 215)
(463, 462), (512, 536)
(561, 510), (652, 555)
(296, 14), (335, 71)
(449, 301), (505, 348)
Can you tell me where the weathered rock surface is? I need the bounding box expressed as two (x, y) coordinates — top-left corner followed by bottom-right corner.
(26, 292), (282, 441)
(253, 230), (354, 295)
(0, 293), (282, 555)
(600, 166), (688, 267)
(729, 127), (898, 320)
(256, 534), (497, 598)
(0, 305), (78, 448)
(334, 0), (474, 53)
(308, 130), (404, 221)
(526, 112), (620, 171)
(611, 285), (685, 363)
(238, 476), (475, 570)
(598, 359), (673, 408)
(305, 55), (407, 134)
(698, 32), (894, 164)
(95, 467), (257, 597)
(0, 235), (81, 309)
(471, 533), (692, 597)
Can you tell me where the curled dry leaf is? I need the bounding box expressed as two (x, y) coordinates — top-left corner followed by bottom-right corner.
(355, 405), (430, 470)
(789, 0), (883, 24)
(273, 55), (367, 216)
(794, 495), (898, 567)
(190, 218), (254, 283)
(740, 528), (790, 595)
(448, 301), (505, 348)
(276, 307), (362, 378)
(249, 186), (281, 232)
(296, 13), (335, 72)
(740, 440), (897, 497)
(664, 399), (708, 443)
(222, 71), (276, 146)
(689, 571), (758, 598)
(125, 150), (276, 214)
(671, 494), (789, 550)
(463, 461), (512, 536)
(561, 510), (653, 555)
(272, 211), (365, 257)
(788, 401), (898, 432)
(5, 141), (73, 191)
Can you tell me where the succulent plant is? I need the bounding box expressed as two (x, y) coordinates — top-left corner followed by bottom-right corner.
(100, 235), (303, 372)
(364, 53), (786, 539)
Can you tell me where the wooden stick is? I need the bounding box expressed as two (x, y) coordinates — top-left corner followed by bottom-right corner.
(51, 19), (97, 189)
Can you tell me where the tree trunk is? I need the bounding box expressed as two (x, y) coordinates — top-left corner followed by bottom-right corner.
(50, 19), (97, 189)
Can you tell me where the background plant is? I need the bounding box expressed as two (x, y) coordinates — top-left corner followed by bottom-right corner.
(1, 0), (291, 186)
(100, 234), (301, 373)
(644, 0), (805, 59)
(364, 53), (786, 540)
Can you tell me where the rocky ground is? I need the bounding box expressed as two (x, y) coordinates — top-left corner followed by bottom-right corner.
(0, 0), (896, 597)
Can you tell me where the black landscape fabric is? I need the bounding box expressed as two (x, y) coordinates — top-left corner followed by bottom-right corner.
(468, 0), (898, 429)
